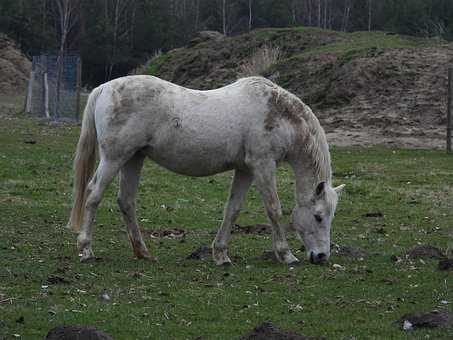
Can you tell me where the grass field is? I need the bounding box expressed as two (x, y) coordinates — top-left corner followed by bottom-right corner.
(0, 112), (452, 339)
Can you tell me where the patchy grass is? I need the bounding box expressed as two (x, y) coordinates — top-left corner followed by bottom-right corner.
(0, 114), (452, 339)
(147, 53), (172, 76)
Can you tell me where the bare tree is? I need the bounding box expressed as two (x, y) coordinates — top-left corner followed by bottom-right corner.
(342, 0), (351, 32)
(104, 0), (136, 80)
(368, 0), (372, 31)
(54, 0), (80, 118)
(317, 0), (321, 27)
(249, 0), (253, 31)
(222, 0), (227, 35)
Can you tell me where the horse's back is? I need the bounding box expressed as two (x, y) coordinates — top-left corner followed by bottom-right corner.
(93, 76), (294, 176)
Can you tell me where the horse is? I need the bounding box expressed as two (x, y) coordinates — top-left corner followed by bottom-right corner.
(67, 75), (345, 266)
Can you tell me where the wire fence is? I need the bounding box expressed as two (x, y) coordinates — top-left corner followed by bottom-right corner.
(25, 54), (81, 120)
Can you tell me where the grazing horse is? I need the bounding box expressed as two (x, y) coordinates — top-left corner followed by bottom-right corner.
(67, 75), (345, 265)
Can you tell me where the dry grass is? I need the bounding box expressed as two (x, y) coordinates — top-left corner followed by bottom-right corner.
(239, 44), (282, 77)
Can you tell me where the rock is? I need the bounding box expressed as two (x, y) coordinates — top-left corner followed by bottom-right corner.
(45, 325), (113, 340)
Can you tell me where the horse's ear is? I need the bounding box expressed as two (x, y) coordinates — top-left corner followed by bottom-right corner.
(334, 184), (346, 196)
(315, 181), (326, 198)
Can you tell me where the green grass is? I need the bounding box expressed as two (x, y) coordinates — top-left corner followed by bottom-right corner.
(147, 54), (172, 76)
(0, 114), (452, 339)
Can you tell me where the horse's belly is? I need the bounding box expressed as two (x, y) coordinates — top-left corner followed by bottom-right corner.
(143, 141), (236, 177)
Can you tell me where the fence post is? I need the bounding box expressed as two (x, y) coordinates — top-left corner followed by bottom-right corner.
(448, 68), (452, 153)
(25, 71), (34, 114)
(75, 59), (82, 121)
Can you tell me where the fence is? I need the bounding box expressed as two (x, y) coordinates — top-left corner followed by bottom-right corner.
(448, 68), (452, 153)
(25, 54), (82, 120)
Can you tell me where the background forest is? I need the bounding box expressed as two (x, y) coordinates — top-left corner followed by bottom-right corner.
(1, 0), (452, 85)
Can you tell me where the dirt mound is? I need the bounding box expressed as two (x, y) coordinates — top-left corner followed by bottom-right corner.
(398, 311), (453, 330)
(406, 245), (446, 259)
(0, 35), (31, 95)
(46, 325), (113, 340)
(146, 28), (453, 148)
(240, 322), (317, 340)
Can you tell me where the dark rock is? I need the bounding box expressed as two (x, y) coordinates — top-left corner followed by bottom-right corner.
(46, 325), (113, 340)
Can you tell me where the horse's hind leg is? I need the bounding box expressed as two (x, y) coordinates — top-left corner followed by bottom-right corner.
(77, 159), (121, 262)
(117, 153), (154, 261)
(251, 160), (299, 265)
(212, 170), (253, 266)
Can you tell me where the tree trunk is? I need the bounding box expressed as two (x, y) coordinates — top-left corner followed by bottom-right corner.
(368, 0), (372, 31)
(222, 0), (227, 35)
(249, 0), (252, 31)
(317, 0), (321, 27)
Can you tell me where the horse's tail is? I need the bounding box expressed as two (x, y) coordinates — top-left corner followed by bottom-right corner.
(67, 86), (102, 232)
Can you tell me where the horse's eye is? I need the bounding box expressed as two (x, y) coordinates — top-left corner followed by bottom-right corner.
(314, 214), (322, 223)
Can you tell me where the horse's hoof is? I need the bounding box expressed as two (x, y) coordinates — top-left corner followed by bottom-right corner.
(80, 255), (97, 263)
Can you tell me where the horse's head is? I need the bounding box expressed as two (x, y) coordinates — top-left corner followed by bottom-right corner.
(291, 182), (345, 265)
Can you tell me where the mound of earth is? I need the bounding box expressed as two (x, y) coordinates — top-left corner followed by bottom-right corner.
(145, 28), (453, 148)
(46, 325), (113, 340)
(240, 322), (318, 340)
(0, 35), (31, 95)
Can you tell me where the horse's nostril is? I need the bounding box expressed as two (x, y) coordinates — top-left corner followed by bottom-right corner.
(317, 253), (326, 261)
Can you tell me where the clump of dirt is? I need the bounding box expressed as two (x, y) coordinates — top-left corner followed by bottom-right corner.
(46, 274), (71, 285)
(438, 258), (453, 271)
(0, 34), (31, 95)
(232, 223), (272, 234)
(333, 245), (368, 258)
(141, 227), (185, 239)
(240, 322), (317, 340)
(406, 245), (446, 259)
(46, 325), (113, 340)
(186, 245), (212, 260)
(398, 311), (453, 330)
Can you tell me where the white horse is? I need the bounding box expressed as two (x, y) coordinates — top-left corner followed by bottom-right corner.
(68, 75), (344, 265)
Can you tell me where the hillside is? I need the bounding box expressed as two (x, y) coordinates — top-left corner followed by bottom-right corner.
(0, 34), (31, 95)
(144, 28), (453, 149)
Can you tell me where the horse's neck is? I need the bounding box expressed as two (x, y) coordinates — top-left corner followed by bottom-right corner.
(291, 151), (331, 206)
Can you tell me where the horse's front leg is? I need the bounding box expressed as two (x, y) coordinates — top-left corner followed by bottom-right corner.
(212, 170), (253, 266)
(251, 160), (299, 265)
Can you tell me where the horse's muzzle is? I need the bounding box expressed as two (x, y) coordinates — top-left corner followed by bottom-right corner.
(309, 252), (328, 265)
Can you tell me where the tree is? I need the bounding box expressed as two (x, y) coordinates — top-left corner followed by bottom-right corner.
(53, 0), (80, 118)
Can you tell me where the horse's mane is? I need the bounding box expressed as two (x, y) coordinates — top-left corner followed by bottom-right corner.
(258, 78), (332, 183)
(298, 102), (332, 183)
